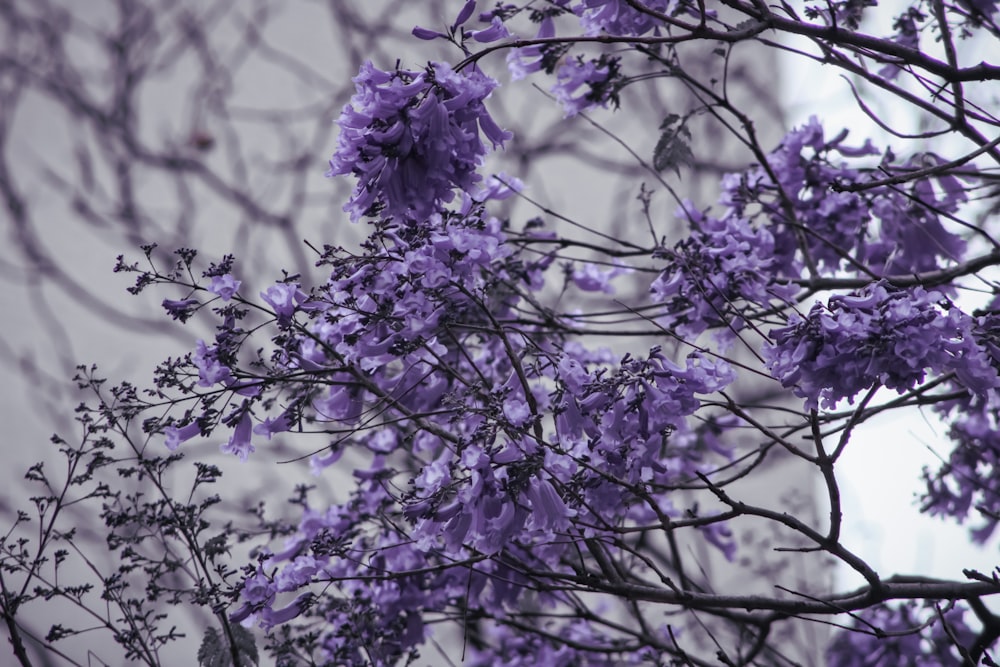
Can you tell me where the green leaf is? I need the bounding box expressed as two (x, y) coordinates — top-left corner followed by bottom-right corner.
(198, 626), (259, 667)
(653, 114), (694, 176)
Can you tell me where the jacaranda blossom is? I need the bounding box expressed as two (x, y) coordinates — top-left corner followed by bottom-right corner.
(551, 54), (621, 116)
(764, 282), (999, 410)
(164, 420), (200, 451)
(208, 273), (241, 301)
(571, 0), (672, 36)
(161, 297), (199, 321)
(220, 409), (255, 462)
(327, 60), (511, 222)
(651, 204), (798, 337)
(826, 602), (976, 666)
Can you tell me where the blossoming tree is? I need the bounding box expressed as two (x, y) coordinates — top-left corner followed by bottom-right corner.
(5, 0), (1000, 665)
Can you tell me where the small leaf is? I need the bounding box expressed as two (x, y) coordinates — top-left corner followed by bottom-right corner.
(198, 625), (258, 667)
(232, 626), (259, 667)
(197, 628), (222, 667)
(653, 115), (694, 176)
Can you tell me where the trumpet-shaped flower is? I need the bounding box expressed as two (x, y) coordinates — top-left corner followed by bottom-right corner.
(328, 60), (511, 222)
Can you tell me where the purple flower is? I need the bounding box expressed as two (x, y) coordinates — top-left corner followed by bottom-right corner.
(275, 554), (320, 593)
(698, 520), (737, 561)
(229, 567), (277, 626)
(261, 593), (312, 629)
(558, 356), (592, 395)
(253, 411), (292, 440)
(468, 17), (510, 43)
(551, 55), (621, 116)
(208, 274), (241, 301)
(193, 339), (235, 387)
(164, 420), (200, 451)
(241, 568), (275, 605)
(451, 0), (477, 30)
(161, 297), (199, 321)
(571, 260), (630, 294)
(261, 283), (304, 320)
(220, 410), (255, 461)
(411, 25), (447, 40)
(503, 395), (532, 427)
(227, 603), (255, 626)
(313, 383), (365, 425)
(572, 0), (671, 36)
(506, 15), (555, 80)
(309, 446), (344, 475)
(525, 476), (574, 533)
(471, 172), (522, 202)
(827, 602), (976, 666)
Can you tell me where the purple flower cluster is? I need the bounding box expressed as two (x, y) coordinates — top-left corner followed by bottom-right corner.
(764, 282), (999, 410)
(651, 203), (798, 338)
(327, 60), (511, 222)
(922, 299), (1000, 541)
(864, 152), (969, 275)
(826, 602), (976, 666)
(728, 118), (878, 274)
(149, 158), (753, 659)
(722, 117), (967, 279)
(203, 195), (742, 649)
(923, 397), (1000, 542)
(162, 186), (525, 466)
(412, 0), (511, 43)
(571, 258), (631, 293)
(571, 0), (672, 36)
(646, 115), (969, 341)
(227, 488), (453, 662)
